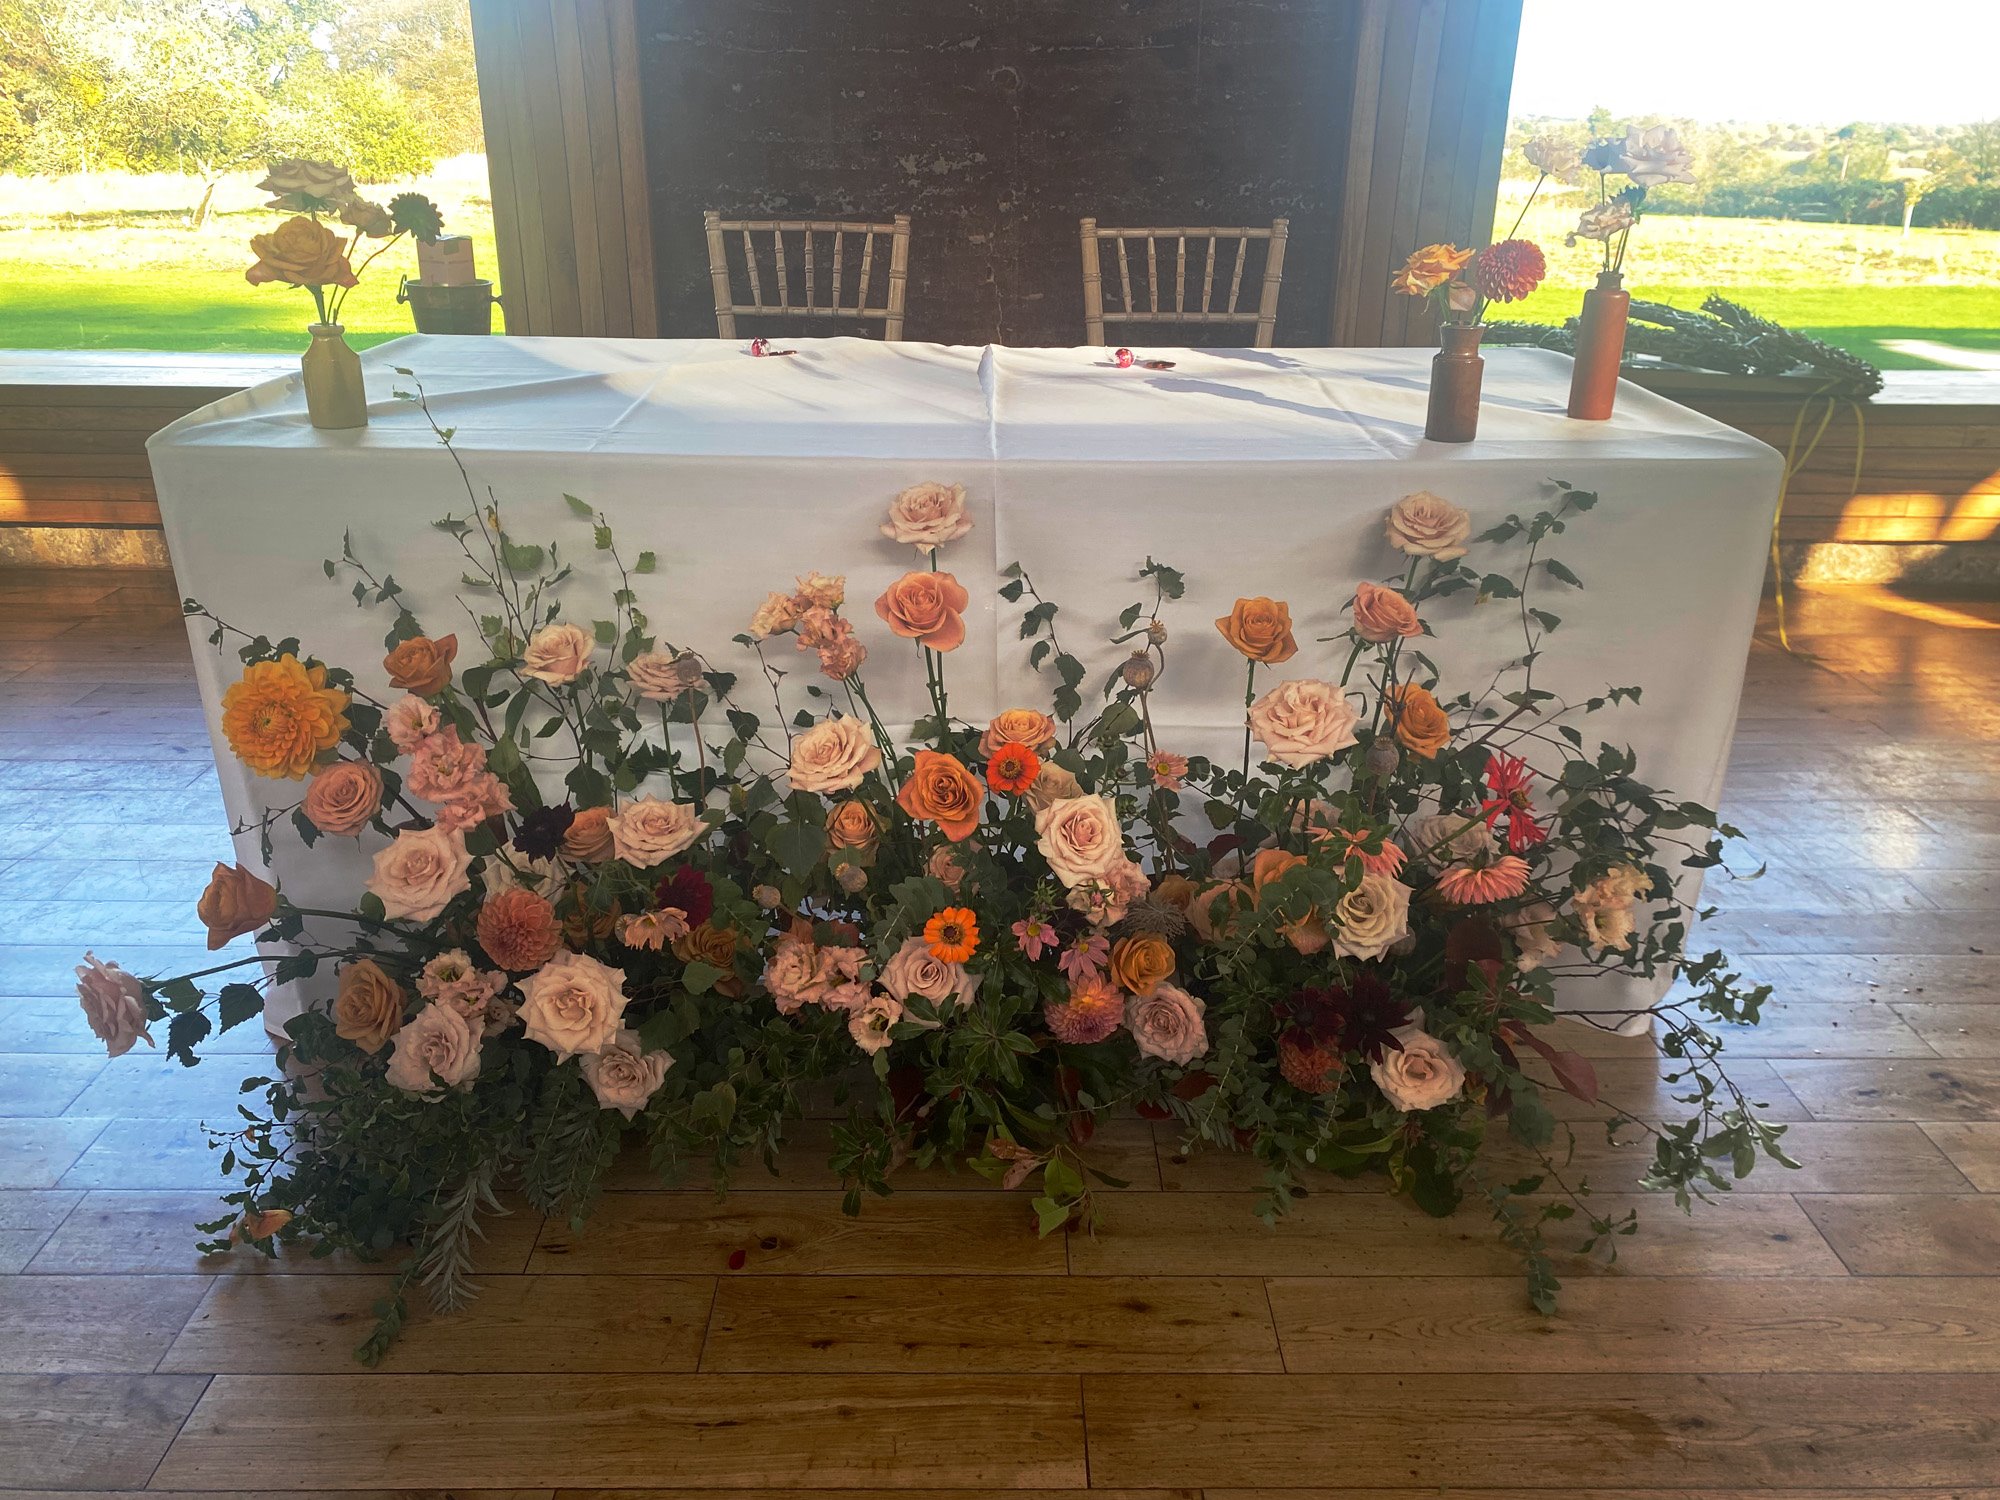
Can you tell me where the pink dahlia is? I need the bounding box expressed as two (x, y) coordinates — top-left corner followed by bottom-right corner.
(1468, 239), (1547, 303)
(1045, 978), (1124, 1044)
(1435, 854), (1531, 905)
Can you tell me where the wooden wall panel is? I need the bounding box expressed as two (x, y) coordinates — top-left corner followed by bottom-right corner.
(1331, 0), (1523, 347)
(468, 0), (658, 337)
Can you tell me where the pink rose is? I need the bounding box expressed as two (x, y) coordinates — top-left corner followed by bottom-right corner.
(522, 622), (594, 685)
(1125, 983), (1207, 1066)
(580, 1027), (672, 1119)
(881, 481), (972, 549)
(627, 650), (704, 703)
(606, 796), (703, 867)
(365, 826), (472, 922)
(517, 949), (630, 1060)
(879, 935), (977, 1009)
(848, 992), (904, 1054)
(385, 694), (440, 752)
(1370, 1024), (1466, 1111)
(1385, 491), (1472, 560)
(1248, 679), (1361, 768)
(384, 1000), (482, 1095)
(787, 716), (882, 795)
(75, 952), (153, 1057)
(302, 759), (383, 837)
(1034, 795), (1126, 888)
(1352, 581), (1423, 644)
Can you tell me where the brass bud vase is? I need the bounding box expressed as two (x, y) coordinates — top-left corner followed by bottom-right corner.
(302, 323), (368, 431)
(1567, 270), (1630, 421)
(1424, 322), (1484, 444)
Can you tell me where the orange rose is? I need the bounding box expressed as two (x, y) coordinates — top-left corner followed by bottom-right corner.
(196, 863), (277, 951)
(562, 806), (614, 862)
(1189, 880), (1251, 943)
(221, 654), (350, 780)
(978, 709), (1058, 759)
(1153, 873), (1198, 912)
(302, 760), (382, 837)
(1215, 597), (1297, 664)
(382, 634), (458, 696)
(1386, 682), (1451, 759)
(1251, 848), (1329, 956)
(874, 571), (970, 652)
(1391, 242), (1475, 296)
(896, 749), (984, 842)
(245, 215), (357, 289)
(333, 958), (405, 1053)
(476, 887), (563, 972)
(672, 921), (744, 996)
(1109, 933), (1176, 997)
(1352, 581), (1422, 644)
(826, 798), (882, 856)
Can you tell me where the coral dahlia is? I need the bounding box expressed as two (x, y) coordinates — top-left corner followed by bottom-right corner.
(1434, 854), (1531, 906)
(1468, 239), (1547, 303)
(1045, 978), (1124, 1044)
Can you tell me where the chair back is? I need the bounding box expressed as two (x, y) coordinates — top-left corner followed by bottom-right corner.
(1079, 218), (1290, 348)
(702, 213), (911, 340)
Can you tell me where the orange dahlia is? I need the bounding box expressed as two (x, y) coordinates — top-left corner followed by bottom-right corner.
(924, 906), (980, 964)
(1467, 239), (1547, 303)
(220, 654), (350, 780)
(985, 741), (1040, 794)
(476, 887), (563, 972)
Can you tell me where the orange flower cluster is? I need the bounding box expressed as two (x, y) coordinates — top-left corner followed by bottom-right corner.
(221, 654), (351, 780)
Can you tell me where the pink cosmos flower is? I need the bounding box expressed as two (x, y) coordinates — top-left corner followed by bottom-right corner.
(1057, 931), (1110, 985)
(1146, 751), (1190, 792)
(1012, 916), (1055, 961)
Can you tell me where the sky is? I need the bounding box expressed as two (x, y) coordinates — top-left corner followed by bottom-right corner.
(1509, 0), (1999, 127)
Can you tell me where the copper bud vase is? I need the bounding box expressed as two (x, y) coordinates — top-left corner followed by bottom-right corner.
(1567, 271), (1630, 421)
(1424, 323), (1484, 444)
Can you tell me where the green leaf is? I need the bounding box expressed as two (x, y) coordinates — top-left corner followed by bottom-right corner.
(499, 538), (545, 574)
(634, 551), (657, 574)
(770, 820), (827, 877)
(680, 960), (725, 996)
(1544, 558), (1583, 588)
(166, 1009), (211, 1066)
(157, 976), (203, 1012)
(216, 983), (263, 1033)
(564, 493), (594, 519)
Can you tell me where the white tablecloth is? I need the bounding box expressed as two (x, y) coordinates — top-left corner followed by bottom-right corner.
(149, 336), (1783, 1030)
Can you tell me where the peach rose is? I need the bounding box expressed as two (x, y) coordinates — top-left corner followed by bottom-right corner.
(979, 708), (1059, 759)
(826, 799), (881, 855)
(874, 570), (970, 652)
(1034, 794), (1126, 887)
(245, 214), (356, 288)
(607, 797), (703, 867)
(385, 694), (441, 753)
(879, 935), (977, 1009)
(581, 1027), (672, 1119)
(517, 950), (629, 1061)
(1125, 983), (1207, 1066)
(1215, 597), (1297, 664)
(196, 863), (277, 951)
(562, 806), (614, 862)
(302, 760), (383, 837)
(522, 622), (594, 685)
(628, 650), (704, 703)
(75, 953), (152, 1057)
(788, 716), (883, 795)
(1108, 933), (1175, 997)
(476, 886), (563, 972)
(1385, 491), (1472, 561)
(882, 481), (972, 548)
(1386, 683), (1451, 759)
(749, 591), (801, 639)
(385, 999), (481, 1094)
(896, 750), (984, 841)
(1332, 872), (1413, 961)
(1248, 679), (1361, 768)
(1024, 761), (1082, 811)
(672, 921), (743, 991)
(365, 826), (473, 922)
(1352, 581), (1422, 644)
(333, 958), (406, 1053)
(1370, 1024), (1466, 1111)
(382, 634), (458, 695)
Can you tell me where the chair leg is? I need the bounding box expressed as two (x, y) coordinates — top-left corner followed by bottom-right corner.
(1252, 217), (1289, 349)
(703, 211), (737, 339)
(883, 215), (911, 341)
(1079, 218), (1106, 345)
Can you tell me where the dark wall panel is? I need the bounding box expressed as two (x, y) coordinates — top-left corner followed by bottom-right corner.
(636, 0), (1360, 346)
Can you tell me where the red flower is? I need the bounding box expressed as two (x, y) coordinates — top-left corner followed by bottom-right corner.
(1468, 239), (1547, 303)
(655, 866), (715, 927)
(985, 741), (1040, 794)
(1481, 753), (1548, 852)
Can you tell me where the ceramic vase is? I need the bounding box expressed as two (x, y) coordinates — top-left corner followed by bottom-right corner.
(302, 323), (368, 431)
(1567, 270), (1631, 421)
(1424, 322), (1485, 444)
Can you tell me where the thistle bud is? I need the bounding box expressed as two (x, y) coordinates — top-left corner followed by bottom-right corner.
(1365, 739), (1400, 778)
(1120, 652), (1158, 690)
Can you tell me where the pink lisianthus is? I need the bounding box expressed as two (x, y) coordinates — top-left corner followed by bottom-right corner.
(848, 992), (903, 1054)
(406, 726), (488, 804)
(416, 948), (506, 1018)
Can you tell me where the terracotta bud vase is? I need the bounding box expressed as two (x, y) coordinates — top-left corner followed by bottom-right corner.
(302, 323), (368, 431)
(1567, 270), (1630, 421)
(1424, 322), (1485, 444)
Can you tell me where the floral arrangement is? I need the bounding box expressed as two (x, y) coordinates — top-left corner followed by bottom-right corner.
(1391, 236), (1548, 324)
(76, 381), (1787, 1360)
(1563, 126), (1698, 277)
(245, 158), (445, 328)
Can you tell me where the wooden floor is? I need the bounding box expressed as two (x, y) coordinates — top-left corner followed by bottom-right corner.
(3, 568), (2000, 1496)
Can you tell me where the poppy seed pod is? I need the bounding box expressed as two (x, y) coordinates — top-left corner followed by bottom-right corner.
(1365, 739), (1401, 777)
(1121, 653), (1158, 690)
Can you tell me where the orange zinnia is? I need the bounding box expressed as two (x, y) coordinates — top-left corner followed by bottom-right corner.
(924, 906), (980, 964)
(221, 654), (351, 780)
(985, 741), (1040, 794)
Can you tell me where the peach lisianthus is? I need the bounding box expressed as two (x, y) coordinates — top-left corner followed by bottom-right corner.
(221, 654), (350, 781)
(521, 622), (594, 684)
(385, 693), (440, 752)
(882, 481), (972, 549)
(795, 571), (846, 608)
(848, 992), (903, 1054)
(749, 591), (801, 639)
(416, 949), (504, 1016)
(302, 759), (383, 837)
(1351, 581), (1423, 643)
(874, 570), (970, 651)
(1391, 242), (1474, 297)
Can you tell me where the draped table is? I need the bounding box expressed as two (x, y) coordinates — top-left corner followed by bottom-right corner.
(149, 336), (1783, 1031)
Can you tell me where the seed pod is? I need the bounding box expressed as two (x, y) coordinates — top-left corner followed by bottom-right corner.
(1365, 739), (1400, 777)
(1120, 652), (1158, 690)
(1145, 619), (1169, 645)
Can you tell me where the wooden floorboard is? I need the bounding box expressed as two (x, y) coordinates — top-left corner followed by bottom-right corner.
(0, 580), (1998, 1490)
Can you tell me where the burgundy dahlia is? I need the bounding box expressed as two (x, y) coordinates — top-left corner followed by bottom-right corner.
(656, 865), (715, 926)
(1468, 239), (1547, 303)
(512, 801), (576, 860)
